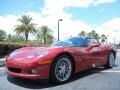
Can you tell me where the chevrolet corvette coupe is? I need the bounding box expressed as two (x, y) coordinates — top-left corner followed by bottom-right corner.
(6, 36), (117, 83)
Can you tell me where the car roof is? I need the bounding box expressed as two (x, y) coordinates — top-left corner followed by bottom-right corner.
(68, 36), (90, 40)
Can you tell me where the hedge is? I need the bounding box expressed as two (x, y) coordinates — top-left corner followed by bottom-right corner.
(0, 42), (42, 57)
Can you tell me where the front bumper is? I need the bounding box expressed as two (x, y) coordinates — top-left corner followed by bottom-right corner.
(6, 59), (52, 79)
(6, 64), (50, 79)
(5, 55), (54, 79)
(6, 69), (47, 79)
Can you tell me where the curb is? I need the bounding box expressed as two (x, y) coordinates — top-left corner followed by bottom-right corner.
(0, 58), (5, 67)
(0, 67), (6, 76)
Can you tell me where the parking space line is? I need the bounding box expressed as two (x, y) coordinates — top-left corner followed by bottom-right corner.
(0, 67), (5, 70)
(101, 70), (120, 73)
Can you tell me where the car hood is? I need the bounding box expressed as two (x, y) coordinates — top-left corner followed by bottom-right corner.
(8, 46), (62, 59)
(6, 46), (64, 68)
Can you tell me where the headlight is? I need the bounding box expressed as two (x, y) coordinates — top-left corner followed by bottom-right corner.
(34, 50), (49, 57)
(34, 50), (49, 58)
(26, 50), (49, 58)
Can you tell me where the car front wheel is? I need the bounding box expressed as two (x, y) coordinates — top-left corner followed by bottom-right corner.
(50, 55), (73, 84)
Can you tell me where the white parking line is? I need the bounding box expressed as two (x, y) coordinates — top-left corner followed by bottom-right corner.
(101, 70), (120, 73)
(0, 67), (5, 70)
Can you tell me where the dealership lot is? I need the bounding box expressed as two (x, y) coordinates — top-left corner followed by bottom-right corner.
(0, 50), (120, 90)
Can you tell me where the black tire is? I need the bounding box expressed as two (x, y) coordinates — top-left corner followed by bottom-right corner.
(105, 52), (115, 69)
(49, 55), (73, 84)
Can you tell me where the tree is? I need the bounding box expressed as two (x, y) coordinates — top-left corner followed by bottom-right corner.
(101, 34), (107, 43)
(6, 34), (12, 42)
(79, 31), (86, 36)
(6, 34), (25, 42)
(88, 30), (100, 40)
(0, 29), (7, 41)
(14, 15), (36, 42)
(116, 43), (120, 48)
(36, 26), (54, 44)
(101, 34), (106, 43)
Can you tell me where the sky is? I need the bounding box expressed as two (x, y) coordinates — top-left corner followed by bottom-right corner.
(0, 0), (120, 43)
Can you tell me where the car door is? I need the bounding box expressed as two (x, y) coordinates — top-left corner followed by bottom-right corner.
(73, 38), (98, 71)
(86, 38), (106, 67)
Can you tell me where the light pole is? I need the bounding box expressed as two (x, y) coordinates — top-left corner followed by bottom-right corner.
(58, 19), (63, 41)
(113, 37), (116, 45)
(106, 35), (108, 44)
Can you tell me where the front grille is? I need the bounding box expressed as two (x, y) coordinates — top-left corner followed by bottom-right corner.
(8, 67), (22, 73)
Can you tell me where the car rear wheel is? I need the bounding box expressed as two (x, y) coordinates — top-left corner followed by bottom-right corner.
(105, 52), (115, 69)
(50, 55), (73, 84)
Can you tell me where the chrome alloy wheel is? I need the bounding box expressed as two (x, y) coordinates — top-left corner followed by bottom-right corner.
(55, 57), (72, 82)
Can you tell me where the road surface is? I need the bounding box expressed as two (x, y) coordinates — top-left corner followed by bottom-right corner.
(0, 50), (120, 90)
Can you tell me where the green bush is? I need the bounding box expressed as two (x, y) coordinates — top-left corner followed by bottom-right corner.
(0, 42), (25, 57)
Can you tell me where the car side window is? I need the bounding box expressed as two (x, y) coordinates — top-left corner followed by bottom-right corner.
(87, 39), (99, 45)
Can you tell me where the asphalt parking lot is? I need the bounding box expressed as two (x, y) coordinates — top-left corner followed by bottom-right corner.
(0, 50), (120, 90)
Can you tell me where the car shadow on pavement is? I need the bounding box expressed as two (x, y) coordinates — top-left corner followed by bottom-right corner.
(7, 67), (109, 89)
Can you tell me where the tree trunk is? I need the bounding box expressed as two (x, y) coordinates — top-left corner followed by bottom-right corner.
(44, 37), (46, 44)
(25, 32), (28, 42)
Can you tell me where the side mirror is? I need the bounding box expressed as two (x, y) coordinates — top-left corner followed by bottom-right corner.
(87, 44), (99, 51)
(91, 44), (99, 47)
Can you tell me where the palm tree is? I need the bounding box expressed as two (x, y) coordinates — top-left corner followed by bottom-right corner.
(88, 30), (100, 40)
(36, 26), (54, 44)
(101, 34), (108, 44)
(79, 31), (86, 36)
(6, 34), (25, 42)
(14, 15), (36, 42)
(0, 29), (6, 41)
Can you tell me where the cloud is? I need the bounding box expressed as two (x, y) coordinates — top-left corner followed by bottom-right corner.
(41, 0), (117, 19)
(0, 11), (92, 40)
(44, 0), (117, 9)
(1, 12), (120, 43)
(60, 19), (92, 39)
(101, 18), (120, 31)
(25, 12), (92, 40)
(0, 0), (119, 43)
(42, 0), (116, 12)
(93, 0), (116, 6)
(0, 15), (19, 34)
(95, 18), (120, 43)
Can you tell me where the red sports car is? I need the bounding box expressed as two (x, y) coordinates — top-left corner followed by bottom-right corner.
(6, 36), (117, 83)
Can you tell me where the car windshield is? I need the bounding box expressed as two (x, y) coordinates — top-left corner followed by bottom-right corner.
(52, 37), (87, 47)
